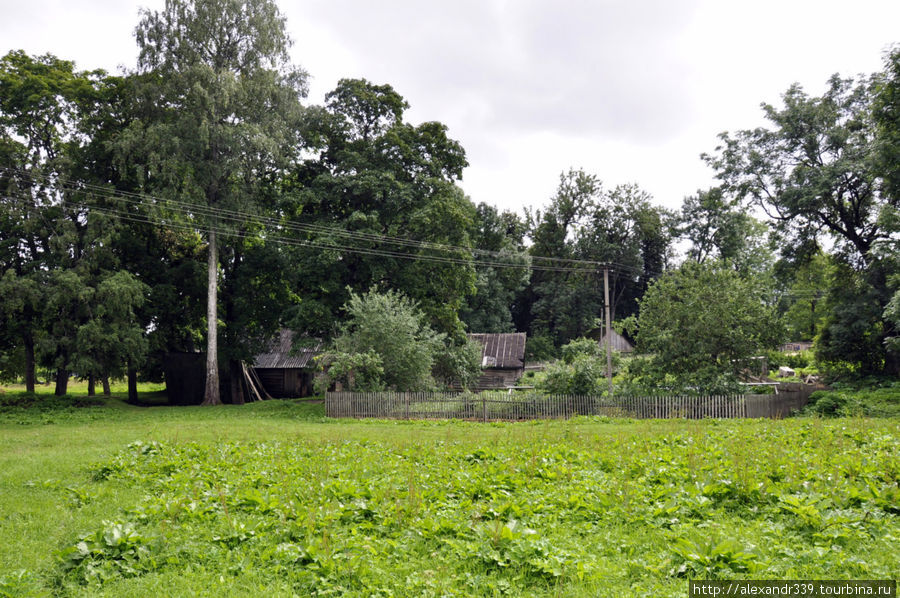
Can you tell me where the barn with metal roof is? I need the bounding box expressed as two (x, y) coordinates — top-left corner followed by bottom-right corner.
(467, 332), (527, 390)
(252, 329), (323, 398)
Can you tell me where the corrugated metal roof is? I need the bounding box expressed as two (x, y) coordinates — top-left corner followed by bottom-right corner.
(467, 333), (526, 369)
(253, 329), (323, 369)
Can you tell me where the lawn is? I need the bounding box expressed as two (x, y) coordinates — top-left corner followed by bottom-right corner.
(0, 393), (897, 597)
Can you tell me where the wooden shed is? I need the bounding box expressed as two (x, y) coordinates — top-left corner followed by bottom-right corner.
(252, 330), (323, 398)
(598, 329), (634, 353)
(467, 332), (527, 390)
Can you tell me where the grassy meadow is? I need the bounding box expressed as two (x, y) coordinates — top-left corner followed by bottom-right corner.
(0, 388), (898, 597)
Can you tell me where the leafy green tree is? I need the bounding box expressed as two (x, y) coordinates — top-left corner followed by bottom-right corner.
(432, 338), (483, 391)
(127, 0), (308, 405)
(816, 262), (894, 375)
(0, 51), (92, 391)
(518, 169), (598, 344)
(287, 78), (476, 339)
(873, 47), (900, 364)
(704, 72), (898, 374)
(885, 274), (900, 353)
(460, 203), (529, 333)
(519, 169), (672, 347)
(72, 271), (149, 397)
(705, 75), (889, 266)
(873, 47), (900, 210)
(319, 288), (444, 392)
(537, 337), (619, 396)
(628, 261), (782, 394)
(575, 182), (672, 320)
(219, 237), (301, 403)
(0, 270), (40, 387)
(777, 251), (833, 342)
(36, 270), (92, 395)
(678, 187), (774, 276)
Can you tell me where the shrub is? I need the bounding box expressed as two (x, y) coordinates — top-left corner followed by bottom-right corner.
(524, 335), (555, 362)
(537, 353), (611, 396)
(319, 288), (443, 391)
(807, 391), (847, 416)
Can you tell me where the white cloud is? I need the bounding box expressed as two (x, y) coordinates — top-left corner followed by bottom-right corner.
(1, 0), (897, 213)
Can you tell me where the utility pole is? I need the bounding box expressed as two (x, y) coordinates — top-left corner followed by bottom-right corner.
(603, 266), (613, 397)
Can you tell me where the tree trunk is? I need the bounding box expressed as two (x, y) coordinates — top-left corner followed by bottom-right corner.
(128, 365), (138, 403)
(202, 229), (221, 405)
(810, 299), (817, 340)
(55, 368), (68, 396)
(229, 359), (245, 405)
(88, 375), (96, 396)
(23, 331), (35, 393)
(886, 349), (900, 377)
(102, 376), (111, 396)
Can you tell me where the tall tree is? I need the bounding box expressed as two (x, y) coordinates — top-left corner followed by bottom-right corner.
(873, 47), (900, 360)
(519, 169), (672, 346)
(628, 261), (782, 394)
(0, 52), (75, 391)
(678, 186), (773, 276)
(0, 51), (127, 393)
(705, 72), (899, 374)
(287, 78), (476, 339)
(777, 251), (833, 342)
(460, 203), (529, 333)
(71, 271), (149, 393)
(127, 0), (308, 404)
(519, 169), (602, 344)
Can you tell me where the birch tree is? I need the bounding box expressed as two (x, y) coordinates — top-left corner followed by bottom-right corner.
(126, 0), (307, 404)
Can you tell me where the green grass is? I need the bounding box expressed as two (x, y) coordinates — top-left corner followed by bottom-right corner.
(1, 379), (167, 397)
(0, 398), (898, 597)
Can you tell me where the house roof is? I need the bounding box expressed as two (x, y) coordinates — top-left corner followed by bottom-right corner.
(467, 332), (526, 369)
(253, 329), (323, 369)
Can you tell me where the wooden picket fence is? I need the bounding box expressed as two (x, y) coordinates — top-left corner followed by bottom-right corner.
(325, 388), (814, 421)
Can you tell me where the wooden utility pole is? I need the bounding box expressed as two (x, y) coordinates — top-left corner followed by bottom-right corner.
(603, 266), (613, 397)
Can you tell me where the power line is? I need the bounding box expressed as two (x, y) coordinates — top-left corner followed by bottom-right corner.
(2, 167), (657, 277)
(3, 167), (625, 270)
(3, 191), (629, 275)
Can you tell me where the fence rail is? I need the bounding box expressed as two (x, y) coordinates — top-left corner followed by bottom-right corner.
(325, 388), (814, 421)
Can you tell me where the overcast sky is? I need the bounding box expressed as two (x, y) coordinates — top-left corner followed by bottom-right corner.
(2, 0), (898, 214)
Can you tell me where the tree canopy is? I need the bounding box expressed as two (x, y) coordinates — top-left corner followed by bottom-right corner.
(2, 5), (898, 401)
(626, 261), (782, 393)
(126, 0), (308, 404)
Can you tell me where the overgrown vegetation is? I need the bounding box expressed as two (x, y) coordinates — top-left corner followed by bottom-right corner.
(1, 0), (899, 402)
(315, 288), (483, 392)
(805, 380), (900, 417)
(0, 404), (897, 596)
(622, 262), (782, 394)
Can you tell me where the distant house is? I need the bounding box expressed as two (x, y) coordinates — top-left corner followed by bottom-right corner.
(467, 332), (527, 390)
(252, 330), (323, 398)
(779, 341), (813, 353)
(597, 329), (634, 353)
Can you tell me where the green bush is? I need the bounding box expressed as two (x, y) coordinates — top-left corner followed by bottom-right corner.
(807, 391), (847, 417)
(524, 335), (556, 362)
(804, 382), (900, 417)
(766, 349), (814, 370)
(560, 338), (601, 364)
(537, 353), (612, 396)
